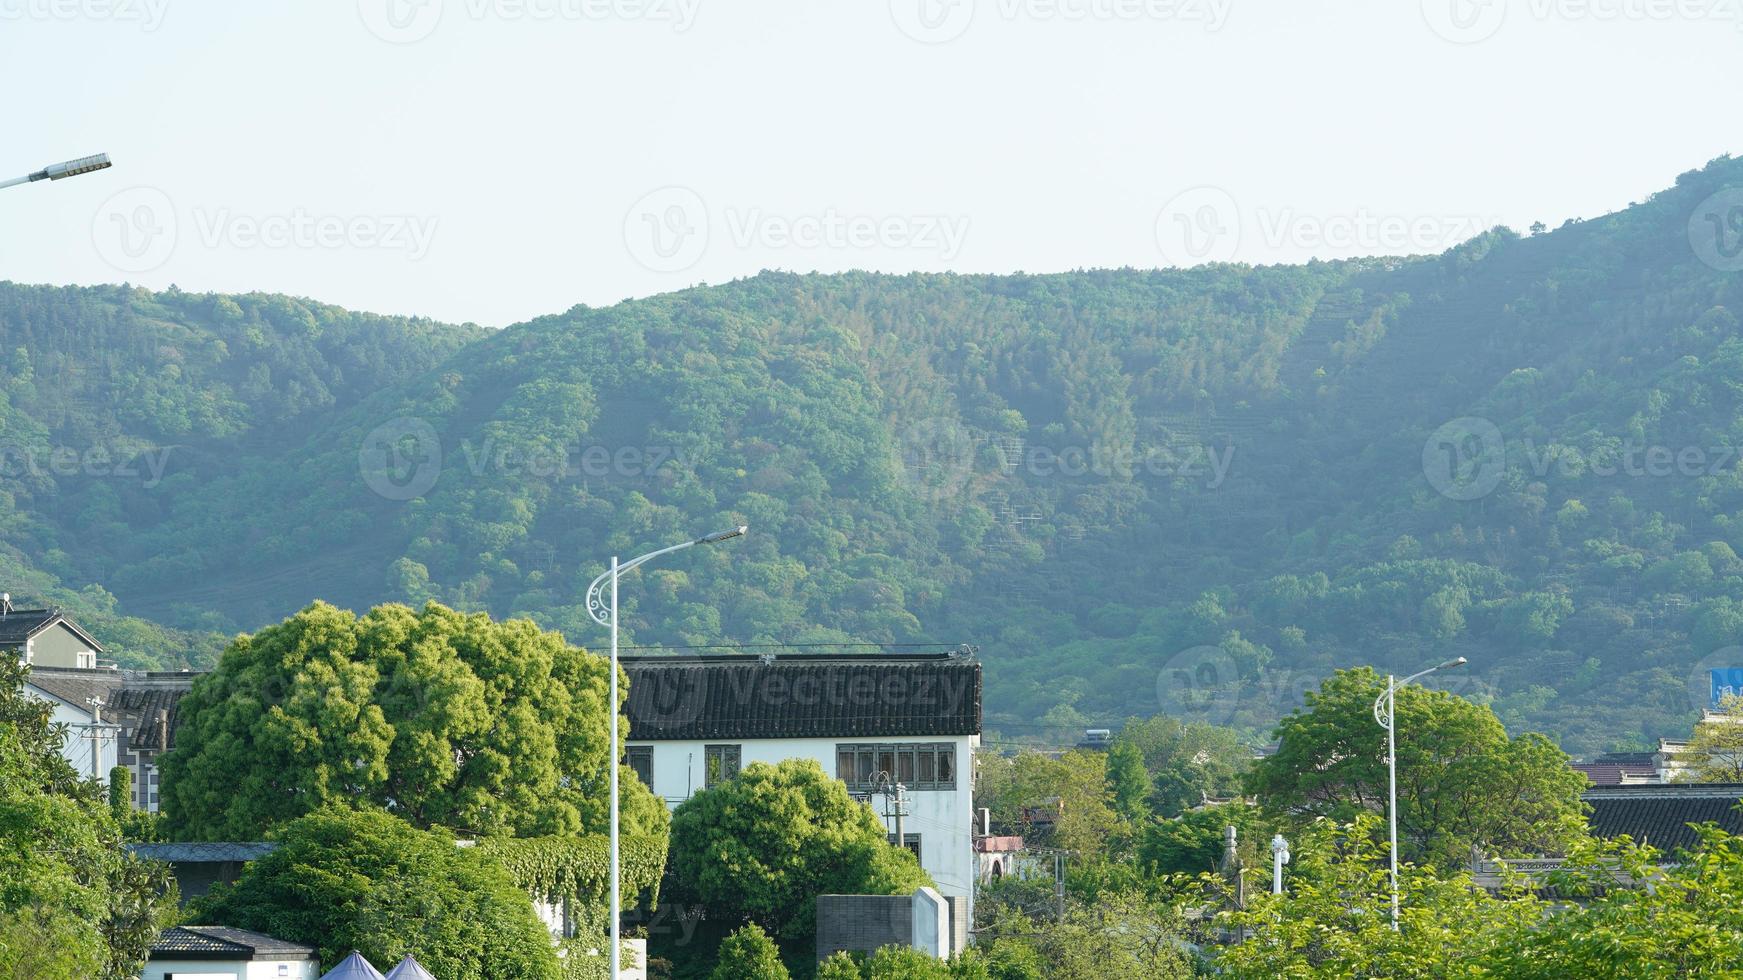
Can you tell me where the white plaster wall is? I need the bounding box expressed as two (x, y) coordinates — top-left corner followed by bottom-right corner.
(24, 686), (116, 783)
(634, 735), (978, 916)
(141, 958), (318, 980)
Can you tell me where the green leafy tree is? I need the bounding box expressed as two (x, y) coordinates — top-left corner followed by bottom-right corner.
(1246, 667), (1587, 867)
(975, 890), (1192, 979)
(193, 805), (560, 979)
(1210, 814), (1544, 979)
(1682, 692), (1743, 782)
(1139, 802), (1269, 877)
(161, 600), (667, 840)
(0, 660), (175, 980)
(1478, 824), (1743, 976)
(1105, 740), (1153, 824)
(1116, 715), (1249, 817)
(709, 924), (789, 980)
(669, 759), (932, 938)
(817, 951), (865, 980)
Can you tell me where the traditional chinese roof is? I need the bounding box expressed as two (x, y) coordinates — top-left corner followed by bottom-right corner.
(1584, 783), (1743, 854)
(150, 925), (316, 961)
(622, 653), (981, 740)
(111, 673), (199, 751)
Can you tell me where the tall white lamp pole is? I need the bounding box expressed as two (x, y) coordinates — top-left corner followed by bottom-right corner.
(586, 525), (747, 978)
(1371, 656), (1465, 931)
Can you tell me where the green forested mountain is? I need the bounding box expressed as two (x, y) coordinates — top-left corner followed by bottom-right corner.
(7, 157), (1743, 752)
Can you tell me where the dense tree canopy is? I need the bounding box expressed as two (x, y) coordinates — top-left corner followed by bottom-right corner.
(192, 805), (559, 978)
(669, 759), (932, 939)
(160, 600), (668, 841)
(0, 660), (174, 980)
(1246, 667), (1587, 867)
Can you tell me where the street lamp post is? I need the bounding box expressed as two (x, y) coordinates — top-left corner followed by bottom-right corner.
(586, 525), (747, 979)
(1371, 656), (1466, 931)
(0, 153), (112, 191)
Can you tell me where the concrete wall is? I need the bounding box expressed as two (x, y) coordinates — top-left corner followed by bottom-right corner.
(815, 892), (966, 962)
(632, 734), (977, 918)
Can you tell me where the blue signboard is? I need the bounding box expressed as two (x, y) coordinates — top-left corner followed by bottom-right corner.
(1710, 668), (1743, 708)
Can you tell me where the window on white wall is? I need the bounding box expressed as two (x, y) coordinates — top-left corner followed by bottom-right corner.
(836, 744), (957, 791)
(704, 744), (740, 786)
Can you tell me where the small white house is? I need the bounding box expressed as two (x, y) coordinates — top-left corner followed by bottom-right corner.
(145, 925), (320, 980)
(22, 665), (122, 784)
(622, 652), (982, 920)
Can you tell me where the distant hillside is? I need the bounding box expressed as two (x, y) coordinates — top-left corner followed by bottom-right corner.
(9, 157), (1743, 752)
(0, 283), (482, 666)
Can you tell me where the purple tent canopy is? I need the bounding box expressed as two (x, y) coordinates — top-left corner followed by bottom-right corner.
(384, 955), (438, 980)
(318, 951), (388, 980)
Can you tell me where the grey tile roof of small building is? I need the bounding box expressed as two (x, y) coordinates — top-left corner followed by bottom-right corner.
(0, 607), (103, 650)
(151, 925), (316, 959)
(622, 653), (982, 740)
(1584, 783), (1743, 854)
(128, 841), (280, 863)
(24, 665), (124, 712)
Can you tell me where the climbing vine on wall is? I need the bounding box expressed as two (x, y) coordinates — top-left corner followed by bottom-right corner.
(477, 833), (667, 936)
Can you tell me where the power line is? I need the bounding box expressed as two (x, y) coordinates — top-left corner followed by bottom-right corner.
(618, 642), (974, 651)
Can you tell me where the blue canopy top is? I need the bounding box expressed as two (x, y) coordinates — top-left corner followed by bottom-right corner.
(319, 951), (388, 980)
(384, 955), (438, 980)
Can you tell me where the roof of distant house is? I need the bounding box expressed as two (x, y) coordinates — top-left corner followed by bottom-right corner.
(150, 925), (316, 961)
(0, 607), (103, 650)
(127, 841), (280, 863)
(1584, 783), (1743, 854)
(1572, 762), (1658, 786)
(23, 665), (123, 713)
(621, 652), (981, 740)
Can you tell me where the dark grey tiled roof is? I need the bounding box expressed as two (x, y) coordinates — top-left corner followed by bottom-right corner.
(112, 675), (199, 751)
(0, 608), (61, 645)
(128, 841), (280, 863)
(24, 665), (123, 712)
(622, 654), (981, 740)
(151, 925), (315, 959)
(1584, 783), (1743, 854)
(0, 607), (103, 650)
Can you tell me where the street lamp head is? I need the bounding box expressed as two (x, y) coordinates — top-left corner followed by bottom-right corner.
(40, 153), (111, 181)
(698, 525), (748, 544)
(1437, 656), (1468, 671)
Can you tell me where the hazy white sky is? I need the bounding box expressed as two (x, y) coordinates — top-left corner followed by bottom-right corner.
(1, 0), (1737, 326)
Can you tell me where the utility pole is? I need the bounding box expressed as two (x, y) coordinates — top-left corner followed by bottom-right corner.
(1054, 853), (1065, 921)
(892, 781), (909, 851)
(81, 697), (117, 782)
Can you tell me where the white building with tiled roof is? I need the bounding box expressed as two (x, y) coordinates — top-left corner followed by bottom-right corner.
(621, 651), (982, 920)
